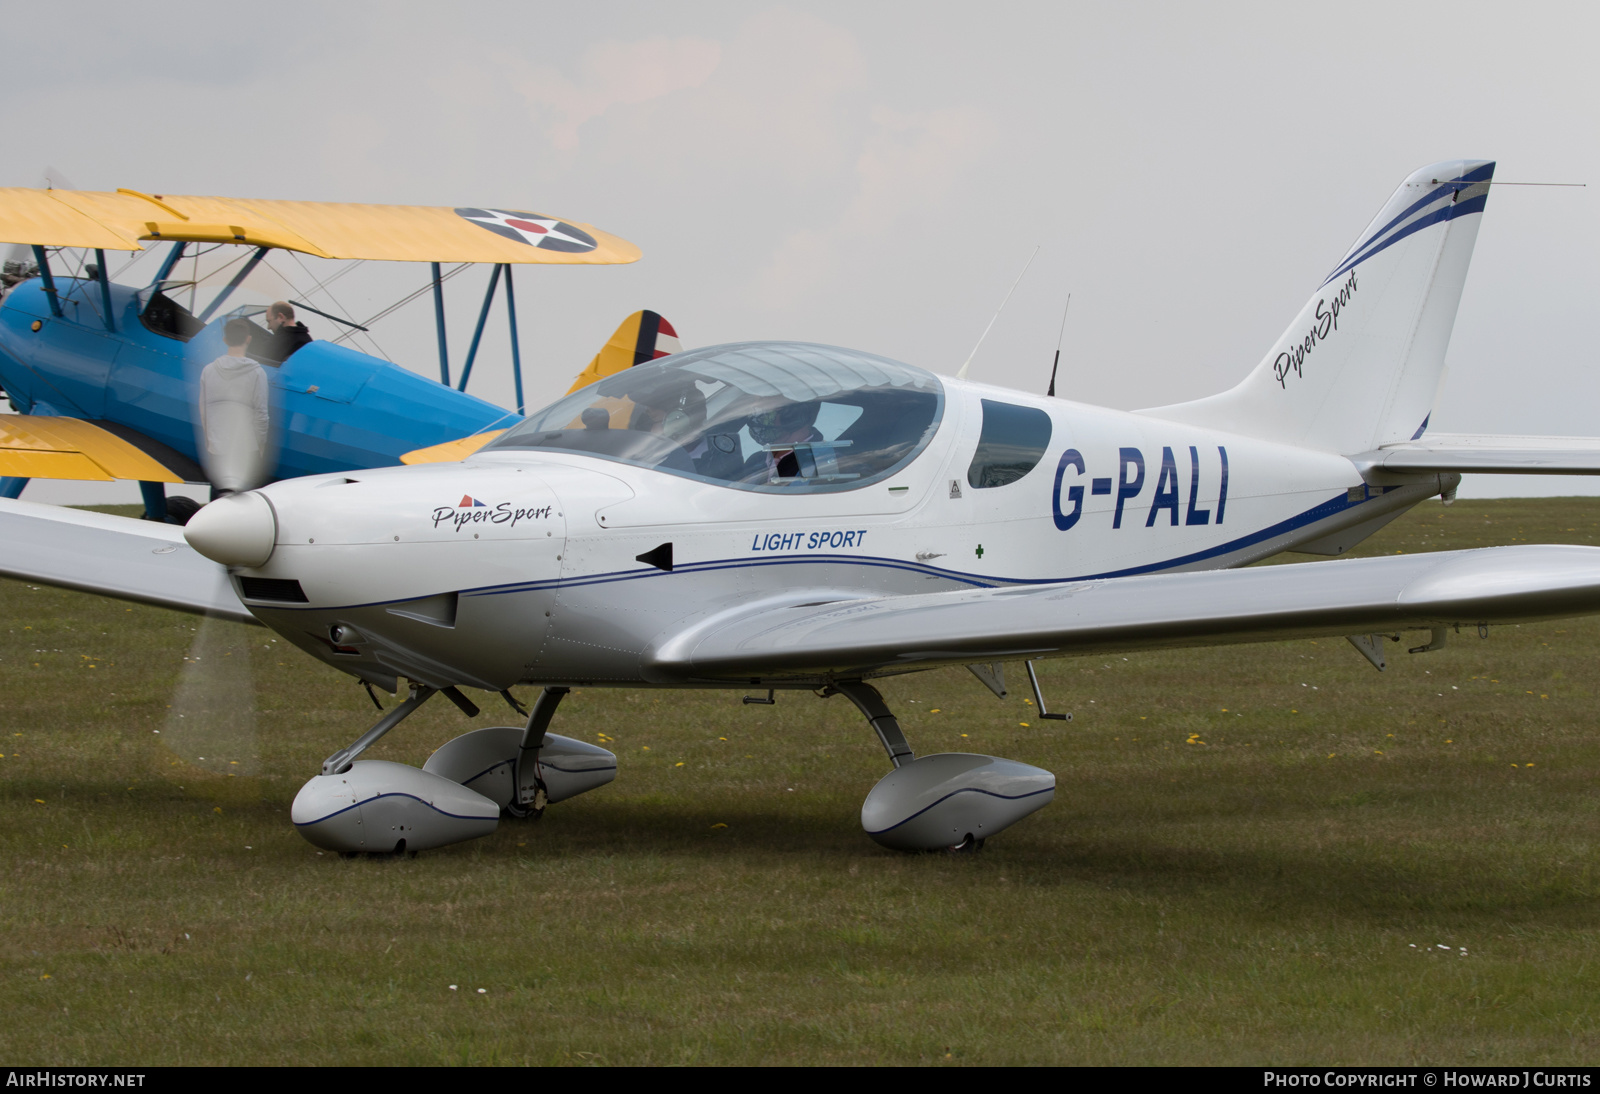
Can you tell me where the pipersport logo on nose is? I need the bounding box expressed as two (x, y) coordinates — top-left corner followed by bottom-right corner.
(432, 497), (554, 532)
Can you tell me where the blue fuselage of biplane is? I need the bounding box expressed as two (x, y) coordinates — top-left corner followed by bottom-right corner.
(0, 276), (508, 482)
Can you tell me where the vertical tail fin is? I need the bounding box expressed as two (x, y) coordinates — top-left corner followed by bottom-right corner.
(1141, 160), (1494, 454)
(563, 310), (682, 395)
(399, 311), (683, 465)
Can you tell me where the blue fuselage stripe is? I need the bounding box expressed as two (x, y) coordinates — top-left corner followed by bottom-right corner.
(256, 487), (1380, 614)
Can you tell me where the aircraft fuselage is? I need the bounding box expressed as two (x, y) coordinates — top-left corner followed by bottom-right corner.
(223, 365), (1449, 693)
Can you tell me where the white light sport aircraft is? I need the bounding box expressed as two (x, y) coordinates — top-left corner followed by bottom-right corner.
(6, 158), (1600, 856)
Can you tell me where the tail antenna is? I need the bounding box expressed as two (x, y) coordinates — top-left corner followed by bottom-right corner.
(1046, 293), (1071, 397)
(956, 245), (1039, 380)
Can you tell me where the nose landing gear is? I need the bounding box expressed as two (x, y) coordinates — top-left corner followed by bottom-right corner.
(291, 682), (615, 855)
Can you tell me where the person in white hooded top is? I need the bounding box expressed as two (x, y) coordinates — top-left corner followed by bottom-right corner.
(198, 317), (271, 494)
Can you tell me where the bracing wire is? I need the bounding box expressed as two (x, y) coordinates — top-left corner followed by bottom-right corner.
(331, 262), (471, 345)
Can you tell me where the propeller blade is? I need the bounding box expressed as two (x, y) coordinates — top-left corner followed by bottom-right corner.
(160, 614), (260, 778)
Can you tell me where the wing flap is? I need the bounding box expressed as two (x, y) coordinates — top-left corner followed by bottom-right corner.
(0, 499), (252, 622)
(644, 546), (1600, 682)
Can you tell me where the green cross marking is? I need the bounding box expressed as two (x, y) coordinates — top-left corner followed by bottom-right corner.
(975, 544), (984, 559)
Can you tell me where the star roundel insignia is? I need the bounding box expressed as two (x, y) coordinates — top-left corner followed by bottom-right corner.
(454, 208), (598, 253)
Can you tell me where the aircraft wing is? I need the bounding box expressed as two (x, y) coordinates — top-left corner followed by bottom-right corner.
(643, 545), (1600, 683)
(0, 188), (640, 265)
(0, 417), (205, 483)
(0, 499), (251, 622)
(1357, 434), (1600, 475)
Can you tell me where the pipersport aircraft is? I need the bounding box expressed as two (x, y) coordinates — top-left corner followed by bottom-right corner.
(0, 186), (644, 518)
(5, 158), (1600, 857)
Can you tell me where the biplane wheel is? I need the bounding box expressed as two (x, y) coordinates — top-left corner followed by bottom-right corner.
(165, 496), (201, 526)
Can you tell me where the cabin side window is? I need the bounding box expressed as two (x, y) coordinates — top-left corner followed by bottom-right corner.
(966, 399), (1053, 488)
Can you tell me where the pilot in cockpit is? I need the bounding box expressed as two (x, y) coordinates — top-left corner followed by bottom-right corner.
(744, 400), (824, 482)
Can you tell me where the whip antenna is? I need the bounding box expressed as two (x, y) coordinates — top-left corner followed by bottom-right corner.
(1046, 293), (1071, 397)
(956, 245), (1039, 380)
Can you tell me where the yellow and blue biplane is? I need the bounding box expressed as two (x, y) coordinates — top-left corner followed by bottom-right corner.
(0, 186), (668, 521)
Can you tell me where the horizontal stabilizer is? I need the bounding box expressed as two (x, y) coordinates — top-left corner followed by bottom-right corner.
(0, 417), (204, 483)
(0, 499), (251, 622)
(1358, 434), (1600, 476)
(644, 545), (1600, 682)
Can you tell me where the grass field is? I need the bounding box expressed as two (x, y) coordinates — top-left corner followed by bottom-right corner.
(2, 498), (1599, 1065)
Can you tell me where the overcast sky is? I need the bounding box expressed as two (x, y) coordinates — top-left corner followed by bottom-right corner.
(5, 1), (1597, 502)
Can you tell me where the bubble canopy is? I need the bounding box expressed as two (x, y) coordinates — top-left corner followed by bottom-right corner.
(486, 342), (945, 493)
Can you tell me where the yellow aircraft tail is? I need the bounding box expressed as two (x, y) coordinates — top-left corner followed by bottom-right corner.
(401, 310), (683, 464)
(563, 310), (682, 395)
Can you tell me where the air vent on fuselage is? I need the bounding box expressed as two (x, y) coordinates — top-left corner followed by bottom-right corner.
(239, 577), (309, 603)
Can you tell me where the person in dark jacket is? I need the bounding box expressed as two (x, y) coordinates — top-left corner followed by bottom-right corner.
(263, 301), (313, 361)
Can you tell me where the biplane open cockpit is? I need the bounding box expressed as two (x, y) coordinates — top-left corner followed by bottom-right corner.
(0, 185), (643, 520)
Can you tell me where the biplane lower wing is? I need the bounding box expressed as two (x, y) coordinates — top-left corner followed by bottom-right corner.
(0, 417), (204, 483)
(643, 545), (1600, 683)
(0, 498), (248, 621)
(400, 430), (508, 465)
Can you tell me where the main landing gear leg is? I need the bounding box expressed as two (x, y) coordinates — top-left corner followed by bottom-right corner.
(827, 679), (1056, 853)
(829, 680), (915, 768)
(508, 686), (569, 819)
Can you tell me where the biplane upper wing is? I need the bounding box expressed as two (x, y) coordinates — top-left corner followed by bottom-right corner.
(0, 417), (205, 484)
(642, 545), (1600, 683)
(0, 188), (640, 265)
